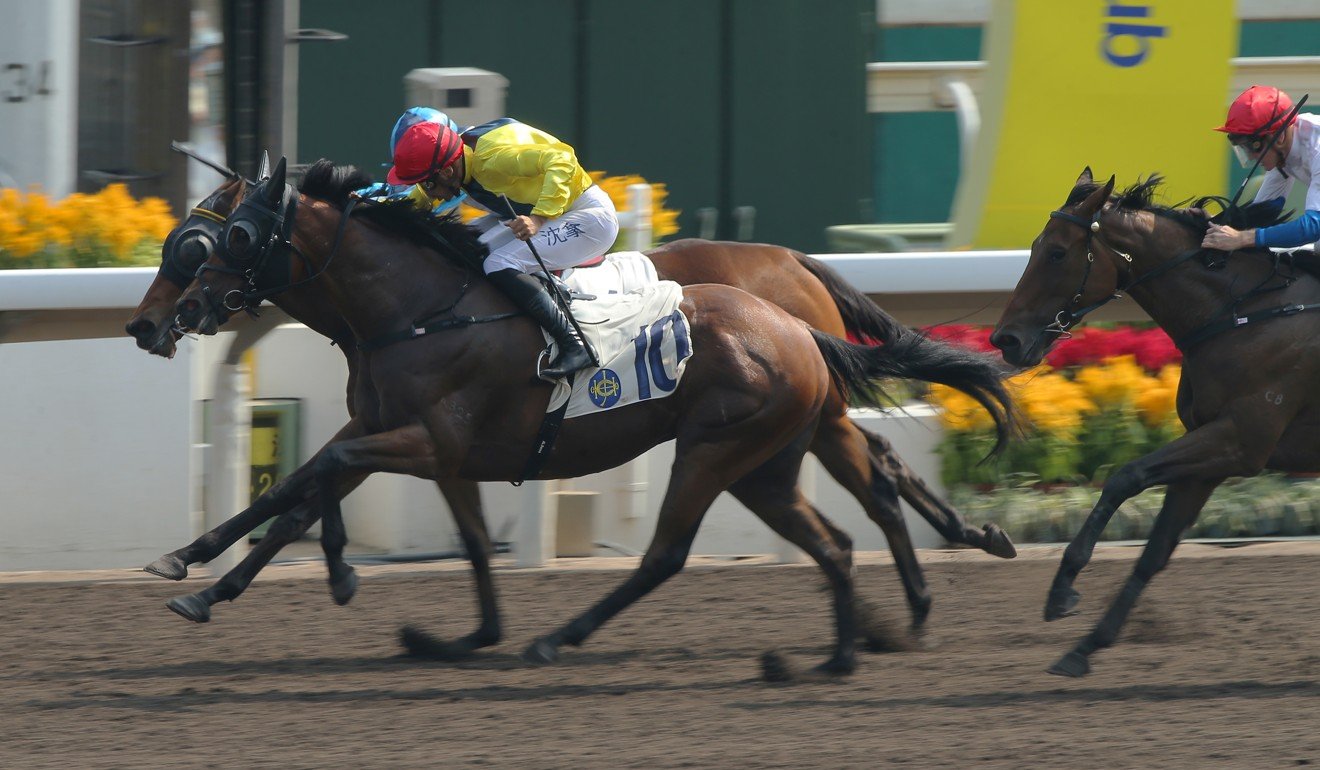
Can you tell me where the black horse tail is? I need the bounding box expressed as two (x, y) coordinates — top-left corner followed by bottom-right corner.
(793, 252), (907, 345)
(810, 329), (1020, 455)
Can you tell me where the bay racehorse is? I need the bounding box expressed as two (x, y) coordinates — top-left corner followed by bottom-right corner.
(991, 167), (1314, 677)
(168, 156), (1015, 673)
(128, 160), (1016, 652)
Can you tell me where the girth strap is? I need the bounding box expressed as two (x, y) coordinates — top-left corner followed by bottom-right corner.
(513, 371), (578, 486)
(356, 311), (520, 352)
(1175, 301), (1320, 351)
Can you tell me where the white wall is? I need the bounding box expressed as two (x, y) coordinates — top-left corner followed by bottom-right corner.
(0, 336), (192, 570)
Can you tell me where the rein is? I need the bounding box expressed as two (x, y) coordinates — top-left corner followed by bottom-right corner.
(1049, 205), (1320, 351)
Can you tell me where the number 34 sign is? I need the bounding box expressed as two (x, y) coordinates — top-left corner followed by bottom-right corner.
(3, 61), (54, 103)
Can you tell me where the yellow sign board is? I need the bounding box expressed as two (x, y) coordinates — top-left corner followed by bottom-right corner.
(950, 0), (1237, 248)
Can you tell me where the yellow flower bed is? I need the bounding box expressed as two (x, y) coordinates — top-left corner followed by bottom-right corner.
(928, 354), (1186, 485)
(0, 184), (176, 268)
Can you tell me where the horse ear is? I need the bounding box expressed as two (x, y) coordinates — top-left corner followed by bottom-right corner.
(258, 150), (271, 182)
(1078, 174), (1116, 214)
(261, 157), (287, 206)
(1076, 166), (1094, 186)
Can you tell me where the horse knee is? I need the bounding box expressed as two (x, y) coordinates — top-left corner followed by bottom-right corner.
(641, 547), (689, 582)
(311, 446), (346, 483)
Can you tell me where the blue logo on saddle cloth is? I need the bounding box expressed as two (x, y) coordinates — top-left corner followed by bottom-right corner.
(587, 369), (623, 408)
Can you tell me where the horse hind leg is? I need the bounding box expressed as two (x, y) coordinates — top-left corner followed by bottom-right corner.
(857, 423), (1016, 558)
(726, 455), (858, 679)
(521, 422), (818, 666)
(401, 479), (504, 660)
(810, 414), (932, 630)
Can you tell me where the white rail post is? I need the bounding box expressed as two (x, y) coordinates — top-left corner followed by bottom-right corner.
(203, 314), (282, 572)
(625, 183), (653, 252)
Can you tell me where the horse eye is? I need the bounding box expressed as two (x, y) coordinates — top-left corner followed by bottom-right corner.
(226, 221), (256, 258)
(180, 237), (209, 266)
(1047, 247), (1067, 263)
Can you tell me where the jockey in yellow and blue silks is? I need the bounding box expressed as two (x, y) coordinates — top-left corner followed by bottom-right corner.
(386, 117), (619, 379)
(354, 107), (469, 216)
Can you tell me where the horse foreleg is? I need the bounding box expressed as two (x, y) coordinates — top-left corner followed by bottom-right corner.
(1049, 477), (1219, 677)
(1045, 415), (1273, 625)
(145, 474), (313, 581)
(401, 479), (504, 660)
(857, 424), (1016, 558)
(145, 418), (368, 580)
(522, 455), (726, 665)
(312, 424), (440, 606)
(164, 472), (372, 622)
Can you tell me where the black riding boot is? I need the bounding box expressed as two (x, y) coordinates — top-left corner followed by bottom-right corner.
(1286, 249), (1320, 281)
(486, 268), (594, 379)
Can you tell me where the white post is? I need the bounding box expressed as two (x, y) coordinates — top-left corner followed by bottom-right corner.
(515, 480), (556, 567)
(202, 313), (283, 572)
(625, 183), (653, 252)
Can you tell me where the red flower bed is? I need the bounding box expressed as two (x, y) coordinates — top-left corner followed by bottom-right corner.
(925, 324), (1180, 373)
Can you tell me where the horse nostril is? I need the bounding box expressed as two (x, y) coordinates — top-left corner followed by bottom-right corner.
(989, 330), (1018, 351)
(180, 299), (200, 314)
(125, 318), (155, 339)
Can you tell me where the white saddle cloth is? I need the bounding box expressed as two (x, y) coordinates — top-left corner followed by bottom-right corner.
(545, 280), (692, 419)
(560, 251), (659, 297)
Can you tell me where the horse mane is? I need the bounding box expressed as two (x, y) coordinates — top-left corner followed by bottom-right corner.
(297, 159), (488, 269)
(1063, 173), (1290, 236)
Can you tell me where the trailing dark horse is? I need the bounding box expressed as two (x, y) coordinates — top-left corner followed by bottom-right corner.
(169, 157), (1015, 673)
(128, 162), (1015, 648)
(991, 166), (1315, 677)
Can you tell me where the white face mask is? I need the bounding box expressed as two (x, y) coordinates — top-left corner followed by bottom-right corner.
(1232, 143), (1257, 168)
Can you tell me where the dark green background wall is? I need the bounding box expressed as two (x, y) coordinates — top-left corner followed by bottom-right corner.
(296, 0), (872, 253)
(294, 9), (1320, 251)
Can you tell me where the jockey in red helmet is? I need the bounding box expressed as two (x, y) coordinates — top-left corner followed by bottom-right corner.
(388, 117), (619, 379)
(1203, 86), (1320, 255)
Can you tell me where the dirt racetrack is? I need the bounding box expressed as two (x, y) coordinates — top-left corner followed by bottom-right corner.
(3, 542), (1320, 769)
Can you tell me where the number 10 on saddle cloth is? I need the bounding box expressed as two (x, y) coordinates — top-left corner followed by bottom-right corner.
(545, 280), (692, 418)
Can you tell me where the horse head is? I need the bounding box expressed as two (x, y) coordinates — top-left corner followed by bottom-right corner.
(125, 175), (247, 357)
(175, 156), (295, 335)
(990, 167), (1120, 367)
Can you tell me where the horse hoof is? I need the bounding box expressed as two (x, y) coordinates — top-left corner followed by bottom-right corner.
(760, 650), (797, 683)
(166, 594), (212, 623)
(813, 655), (856, 677)
(983, 523), (1017, 559)
(330, 568), (358, 606)
(521, 638), (561, 665)
(1047, 650), (1091, 678)
(144, 554), (188, 581)
(1043, 587), (1081, 621)
(908, 627), (941, 651)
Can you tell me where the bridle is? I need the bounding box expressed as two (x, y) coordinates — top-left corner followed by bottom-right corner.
(1044, 205), (1204, 337)
(193, 180), (356, 319)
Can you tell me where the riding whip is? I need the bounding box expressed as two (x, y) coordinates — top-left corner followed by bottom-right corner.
(500, 195), (600, 367)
